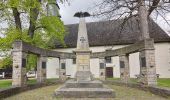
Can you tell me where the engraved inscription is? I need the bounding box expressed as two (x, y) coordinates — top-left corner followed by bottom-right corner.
(42, 62), (46, 69)
(120, 61), (125, 68)
(61, 63), (66, 69)
(141, 57), (146, 67)
(22, 58), (26, 68)
(100, 63), (105, 69)
(80, 37), (86, 43)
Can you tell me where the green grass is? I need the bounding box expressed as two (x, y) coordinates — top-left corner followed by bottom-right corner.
(0, 79), (12, 89)
(107, 78), (170, 88)
(0, 78), (59, 89)
(158, 78), (170, 88)
(27, 79), (37, 85)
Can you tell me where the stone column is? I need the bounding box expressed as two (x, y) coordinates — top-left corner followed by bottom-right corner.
(12, 51), (27, 87)
(139, 39), (157, 86)
(37, 55), (47, 83)
(59, 57), (67, 81)
(119, 54), (130, 83)
(99, 57), (106, 80)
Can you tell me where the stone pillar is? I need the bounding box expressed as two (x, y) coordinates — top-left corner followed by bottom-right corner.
(37, 55), (47, 83)
(12, 51), (27, 87)
(138, 39), (157, 86)
(119, 54), (130, 83)
(59, 57), (67, 81)
(99, 57), (106, 80)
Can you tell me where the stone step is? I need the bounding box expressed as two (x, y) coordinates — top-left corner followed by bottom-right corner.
(65, 82), (103, 88)
(65, 80), (103, 88)
(55, 88), (115, 98)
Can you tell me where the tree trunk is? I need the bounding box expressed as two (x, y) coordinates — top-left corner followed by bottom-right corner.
(138, 0), (150, 40)
(28, 8), (39, 38)
(12, 8), (22, 32)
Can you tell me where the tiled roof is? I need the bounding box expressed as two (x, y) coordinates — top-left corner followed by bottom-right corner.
(55, 17), (170, 48)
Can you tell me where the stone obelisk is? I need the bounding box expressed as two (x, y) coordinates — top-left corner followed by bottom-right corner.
(74, 12), (92, 81)
(55, 12), (115, 98)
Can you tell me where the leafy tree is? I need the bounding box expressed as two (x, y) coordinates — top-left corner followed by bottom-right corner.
(0, 0), (66, 70)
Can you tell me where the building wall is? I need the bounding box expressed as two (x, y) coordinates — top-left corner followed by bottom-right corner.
(46, 43), (170, 78)
(155, 43), (170, 78)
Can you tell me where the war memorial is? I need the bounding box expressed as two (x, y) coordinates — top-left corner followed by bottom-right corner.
(0, 0), (170, 99)
(10, 11), (159, 98)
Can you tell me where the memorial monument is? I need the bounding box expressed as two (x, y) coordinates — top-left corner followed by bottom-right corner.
(55, 12), (115, 98)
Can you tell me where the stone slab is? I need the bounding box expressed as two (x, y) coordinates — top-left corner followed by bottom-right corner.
(65, 80), (103, 88)
(75, 71), (93, 81)
(55, 87), (115, 98)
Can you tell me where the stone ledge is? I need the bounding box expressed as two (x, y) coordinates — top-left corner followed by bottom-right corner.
(55, 87), (115, 98)
(65, 80), (103, 88)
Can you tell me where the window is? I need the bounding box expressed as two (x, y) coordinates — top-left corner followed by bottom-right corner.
(73, 58), (76, 64)
(105, 57), (112, 63)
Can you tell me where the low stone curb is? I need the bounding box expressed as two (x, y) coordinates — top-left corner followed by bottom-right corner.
(104, 80), (170, 98)
(0, 80), (64, 99)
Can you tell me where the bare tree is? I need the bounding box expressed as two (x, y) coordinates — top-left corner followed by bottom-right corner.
(93, 0), (170, 40)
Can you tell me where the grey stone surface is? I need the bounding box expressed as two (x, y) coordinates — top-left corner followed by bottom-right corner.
(119, 54), (130, 83)
(75, 71), (93, 81)
(99, 57), (106, 80)
(64, 80), (103, 88)
(59, 58), (67, 81)
(139, 49), (157, 86)
(12, 51), (27, 87)
(74, 17), (92, 81)
(37, 56), (47, 83)
(55, 80), (115, 98)
(91, 38), (154, 58)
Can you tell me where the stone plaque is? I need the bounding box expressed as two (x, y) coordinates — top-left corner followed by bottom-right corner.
(100, 63), (105, 69)
(61, 63), (66, 69)
(73, 58), (76, 64)
(42, 62), (46, 69)
(22, 58), (26, 68)
(78, 55), (89, 64)
(120, 61), (125, 68)
(141, 57), (146, 67)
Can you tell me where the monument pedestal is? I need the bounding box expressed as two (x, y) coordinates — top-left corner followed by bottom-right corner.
(55, 12), (115, 98)
(55, 79), (115, 98)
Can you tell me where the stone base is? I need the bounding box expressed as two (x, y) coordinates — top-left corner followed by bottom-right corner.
(55, 80), (115, 98)
(75, 71), (93, 81)
(65, 80), (103, 88)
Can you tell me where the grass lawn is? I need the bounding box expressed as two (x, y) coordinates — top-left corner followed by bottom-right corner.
(106, 78), (170, 88)
(0, 79), (12, 89)
(157, 78), (170, 88)
(0, 78), (59, 89)
(3, 84), (169, 100)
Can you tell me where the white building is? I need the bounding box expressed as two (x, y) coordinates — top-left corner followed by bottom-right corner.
(47, 18), (170, 79)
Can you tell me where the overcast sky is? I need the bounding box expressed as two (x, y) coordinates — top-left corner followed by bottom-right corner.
(58, 0), (170, 32)
(58, 0), (101, 24)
